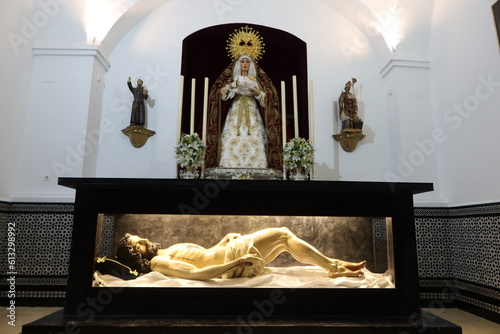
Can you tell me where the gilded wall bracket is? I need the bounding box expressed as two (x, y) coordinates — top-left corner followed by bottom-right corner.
(333, 129), (365, 152)
(122, 125), (156, 148)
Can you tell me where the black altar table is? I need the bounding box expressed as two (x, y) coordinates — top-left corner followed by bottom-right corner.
(22, 178), (462, 333)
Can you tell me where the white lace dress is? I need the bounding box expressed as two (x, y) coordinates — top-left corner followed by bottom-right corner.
(219, 75), (267, 168)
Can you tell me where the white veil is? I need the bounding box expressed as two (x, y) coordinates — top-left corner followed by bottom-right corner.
(233, 55), (257, 78)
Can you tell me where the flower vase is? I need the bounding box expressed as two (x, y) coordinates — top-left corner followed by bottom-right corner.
(179, 166), (200, 179)
(290, 166), (309, 181)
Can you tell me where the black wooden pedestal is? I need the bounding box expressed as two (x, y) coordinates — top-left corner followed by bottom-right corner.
(23, 309), (461, 333)
(22, 178), (461, 333)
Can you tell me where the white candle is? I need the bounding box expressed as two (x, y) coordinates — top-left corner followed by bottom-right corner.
(292, 75), (299, 138)
(177, 75), (184, 140)
(190, 78), (196, 134)
(202, 77), (209, 145)
(309, 79), (314, 146)
(281, 81), (287, 148)
(309, 79), (315, 181)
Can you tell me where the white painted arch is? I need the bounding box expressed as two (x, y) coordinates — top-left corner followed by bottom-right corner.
(98, 0), (392, 62)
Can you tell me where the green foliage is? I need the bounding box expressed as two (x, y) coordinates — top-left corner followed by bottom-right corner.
(175, 133), (206, 168)
(283, 137), (315, 170)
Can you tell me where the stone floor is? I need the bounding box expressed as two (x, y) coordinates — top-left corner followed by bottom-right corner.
(1, 307), (499, 334)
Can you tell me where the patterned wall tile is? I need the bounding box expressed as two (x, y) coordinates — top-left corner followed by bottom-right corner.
(0, 202), (74, 302)
(416, 202), (500, 319)
(415, 217), (454, 278)
(372, 217), (389, 273)
(415, 203), (500, 290)
(449, 215), (499, 288)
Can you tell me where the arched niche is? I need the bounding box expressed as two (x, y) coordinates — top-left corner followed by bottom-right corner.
(179, 23), (309, 143)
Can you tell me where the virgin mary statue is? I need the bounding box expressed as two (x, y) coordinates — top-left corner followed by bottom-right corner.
(205, 27), (282, 173)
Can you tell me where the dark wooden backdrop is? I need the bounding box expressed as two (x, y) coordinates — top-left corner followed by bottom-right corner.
(180, 23), (309, 140)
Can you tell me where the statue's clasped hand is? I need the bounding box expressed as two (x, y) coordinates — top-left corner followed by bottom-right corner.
(233, 79), (259, 96)
(249, 87), (260, 96)
(237, 254), (262, 268)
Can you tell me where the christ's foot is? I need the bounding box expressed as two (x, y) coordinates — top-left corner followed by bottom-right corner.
(329, 269), (363, 278)
(328, 266), (364, 278)
(328, 260), (366, 278)
(332, 260), (366, 271)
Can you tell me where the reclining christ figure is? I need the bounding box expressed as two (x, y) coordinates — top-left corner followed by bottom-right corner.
(116, 227), (366, 280)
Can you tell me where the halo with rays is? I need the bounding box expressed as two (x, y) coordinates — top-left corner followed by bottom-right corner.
(226, 26), (265, 62)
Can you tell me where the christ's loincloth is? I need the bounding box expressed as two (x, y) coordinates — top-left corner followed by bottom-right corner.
(222, 237), (266, 279)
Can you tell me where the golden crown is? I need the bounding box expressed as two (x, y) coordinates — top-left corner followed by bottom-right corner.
(226, 26), (265, 62)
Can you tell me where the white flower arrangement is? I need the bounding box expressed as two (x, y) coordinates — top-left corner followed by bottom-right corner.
(283, 137), (315, 170)
(175, 133), (206, 168)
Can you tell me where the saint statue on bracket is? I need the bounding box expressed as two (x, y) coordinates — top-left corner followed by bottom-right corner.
(122, 77), (156, 148)
(339, 78), (363, 131)
(128, 77), (149, 126)
(333, 78), (365, 152)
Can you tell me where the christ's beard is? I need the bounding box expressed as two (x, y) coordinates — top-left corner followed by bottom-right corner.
(143, 241), (161, 260)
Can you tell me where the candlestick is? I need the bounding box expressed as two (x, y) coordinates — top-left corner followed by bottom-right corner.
(177, 75), (184, 140)
(309, 79), (314, 146)
(281, 81), (287, 148)
(202, 77), (209, 145)
(292, 75), (299, 138)
(190, 78), (196, 134)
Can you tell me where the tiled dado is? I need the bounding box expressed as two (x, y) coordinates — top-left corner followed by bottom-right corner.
(1, 200), (498, 321)
(415, 203), (500, 322)
(0, 202), (74, 305)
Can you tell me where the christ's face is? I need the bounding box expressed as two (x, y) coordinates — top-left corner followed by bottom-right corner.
(128, 235), (149, 254)
(127, 235), (159, 258)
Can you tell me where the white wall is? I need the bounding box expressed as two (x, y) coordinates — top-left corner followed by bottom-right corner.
(95, 0), (395, 183)
(0, 0), (35, 201)
(12, 47), (102, 201)
(1, 0), (499, 207)
(428, 0), (500, 206)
